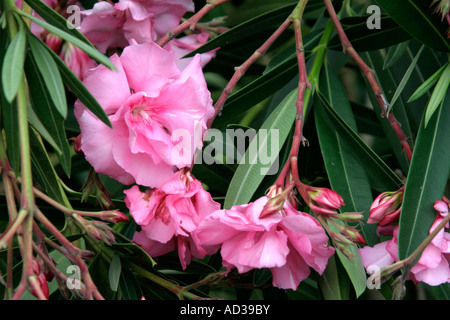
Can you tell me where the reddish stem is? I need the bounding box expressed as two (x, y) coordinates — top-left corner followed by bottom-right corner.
(207, 17), (293, 129)
(157, 0), (230, 47)
(323, 0), (413, 162)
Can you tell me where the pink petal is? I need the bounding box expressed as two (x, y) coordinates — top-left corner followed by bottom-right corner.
(133, 231), (176, 257)
(76, 110), (134, 185)
(77, 54), (130, 115)
(359, 241), (395, 269)
(270, 247), (311, 290)
(238, 228), (289, 269)
(119, 42), (180, 95)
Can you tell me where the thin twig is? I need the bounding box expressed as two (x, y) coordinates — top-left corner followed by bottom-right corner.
(323, 0), (413, 161)
(157, 0), (230, 47)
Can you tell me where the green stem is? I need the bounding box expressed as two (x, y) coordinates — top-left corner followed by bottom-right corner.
(128, 262), (204, 300)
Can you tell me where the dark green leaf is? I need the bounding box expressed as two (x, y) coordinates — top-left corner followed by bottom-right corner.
(398, 89), (450, 260)
(383, 41), (410, 69)
(315, 63), (378, 246)
(224, 88), (297, 208)
(1, 15), (26, 103)
(184, 3), (296, 57)
(315, 92), (403, 192)
(40, 37), (112, 128)
(375, 0), (450, 52)
(328, 15), (412, 52)
(27, 32), (67, 119)
(24, 50), (72, 176)
(408, 62), (449, 103)
(24, 0), (94, 48)
(424, 62), (450, 127)
(29, 128), (67, 204)
(17, 11), (116, 70)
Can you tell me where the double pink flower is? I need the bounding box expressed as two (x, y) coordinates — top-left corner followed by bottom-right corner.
(75, 41), (214, 188)
(195, 195), (335, 290)
(125, 169), (220, 269)
(359, 200), (450, 286)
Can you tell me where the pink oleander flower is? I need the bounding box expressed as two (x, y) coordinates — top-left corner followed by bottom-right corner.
(125, 169), (220, 269)
(359, 205), (450, 286)
(79, 0), (195, 53)
(367, 188), (404, 226)
(74, 41), (214, 188)
(195, 195), (335, 290)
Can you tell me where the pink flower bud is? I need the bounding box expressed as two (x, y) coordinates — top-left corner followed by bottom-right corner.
(368, 189), (403, 226)
(45, 33), (62, 53)
(309, 187), (345, 210)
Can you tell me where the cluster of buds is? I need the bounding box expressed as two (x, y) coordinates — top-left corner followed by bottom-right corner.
(72, 214), (117, 245)
(80, 167), (115, 210)
(295, 181), (366, 258)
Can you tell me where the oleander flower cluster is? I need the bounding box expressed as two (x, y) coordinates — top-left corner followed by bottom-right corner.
(359, 191), (450, 286)
(25, 0), (447, 292)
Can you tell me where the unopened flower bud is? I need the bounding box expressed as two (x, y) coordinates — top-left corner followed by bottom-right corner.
(308, 187), (345, 211)
(45, 33), (62, 53)
(101, 210), (129, 223)
(368, 188), (404, 226)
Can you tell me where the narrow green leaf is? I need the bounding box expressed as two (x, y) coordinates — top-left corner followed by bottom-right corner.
(319, 256), (346, 300)
(27, 32), (67, 119)
(39, 37), (112, 128)
(24, 51), (72, 176)
(328, 15), (412, 52)
(315, 63), (377, 246)
(109, 254), (122, 292)
(17, 11), (116, 71)
(29, 128), (67, 204)
(408, 62), (449, 103)
(1, 17), (26, 102)
(383, 41), (410, 70)
(24, 0), (94, 48)
(375, 0), (450, 52)
(424, 63), (450, 127)
(26, 103), (62, 155)
(184, 3), (296, 57)
(315, 92), (403, 192)
(398, 89), (450, 260)
(386, 45), (424, 116)
(224, 88), (297, 209)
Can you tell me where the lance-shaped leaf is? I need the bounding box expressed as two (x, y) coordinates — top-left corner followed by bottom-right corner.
(224, 88), (297, 209)
(38, 35), (112, 128)
(315, 92), (403, 192)
(408, 61), (449, 103)
(1, 14), (26, 103)
(27, 32), (67, 119)
(24, 0), (94, 48)
(375, 0), (450, 52)
(184, 3), (296, 58)
(398, 89), (450, 260)
(24, 51), (72, 176)
(315, 63), (377, 246)
(17, 10), (116, 70)
(424, 62), (450, 127)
